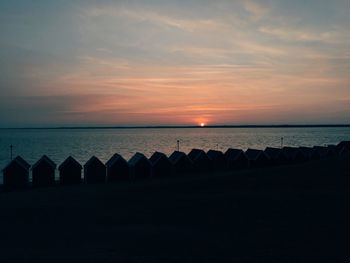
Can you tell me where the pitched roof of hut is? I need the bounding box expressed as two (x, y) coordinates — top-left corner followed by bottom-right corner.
(169, 151), (189, 164)
(3, 156), (31, 172)
(188, 149), (207, 161)
(32, 155), (56, 170)
(149, 152), (168, 165)
(337, 141), (350, 150)
(207, 150), (224, 160)
(336, 141), (350, 153)
(84, 156), (104, 168)
(58, 156), (82, 171)
(105, 153), (127, 168)
(245, 149), (267, 161)
(264, 147), (284, 159)
(340, 146), (350, 155)
(224, 148), (246, 160)
(128, 152), (149, 166)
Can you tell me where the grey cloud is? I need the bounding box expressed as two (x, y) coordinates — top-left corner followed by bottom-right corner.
(0, 94), (135, 127)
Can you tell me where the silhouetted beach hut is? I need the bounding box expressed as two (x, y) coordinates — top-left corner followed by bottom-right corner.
(224, 148), (249, 169)
(105, 153), (129, 182)
(299, 146), (320, 160)
(339, 146), (350, 156)
(128, 153), (152, 180)
(207, 150), (225, 170)
(169, 151), (193, 174)
(326, 145), (337, 157)
(337, 141), (350, 152)
(327, 145), (338, 154)
(264, 147), (288, 165)
(58, 156), (82, 185)
(84, 156), (106, 184)
(282, 147), (307, 163)
(188, 149), (212, 172)
(32, 155), (56, 187)
(149, 151), (173, 177)
(2, 156), (30, 190)
(245, 149), (269, 168)
(313, 146), (336, 159)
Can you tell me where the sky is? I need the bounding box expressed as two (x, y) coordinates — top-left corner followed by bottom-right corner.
(0, 0), (350, 127)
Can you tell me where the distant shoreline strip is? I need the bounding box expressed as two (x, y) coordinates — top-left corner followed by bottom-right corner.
(1, 124), (350, 130)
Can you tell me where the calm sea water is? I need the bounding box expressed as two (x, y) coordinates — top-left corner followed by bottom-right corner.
(0, 127), (349, 181)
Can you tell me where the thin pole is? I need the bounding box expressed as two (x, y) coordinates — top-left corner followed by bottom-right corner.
(177, 140), (180, 151)
(281, 137), (284, 148)
(217, 144), (219, 150)
(10, 145), (13, 160)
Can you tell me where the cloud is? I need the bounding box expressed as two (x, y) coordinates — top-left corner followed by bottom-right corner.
(0, 94), (139, 126)
(242, 0), (270, 20)
(82, 5), (221, 33)
(259, 26), (338, 43)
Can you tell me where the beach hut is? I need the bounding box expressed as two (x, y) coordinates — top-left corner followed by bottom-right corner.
(32, 155), (56, 187)
(282, 147), (307, 163)
(327, 145), (338, 155)
(169, 151), (194, 174)
(105, 153), (130, 182)
(326, 145), (337, 156)
(313, 146), (336, 159)
(188, 149), (212, 172)
(337, 141), (350, 152)
(207, 150), (225, 170)
(149, 151), (173, 177)
(128, 152), (152, 180)
(58, 156), (82, 185)
(299, 146), (320, 161)
(339, 146), (350, 156)
(84, 156), (106, 184)
(224, 148), (249, 169)
(245, 149), (270, 168)
(2, 156), (30, 190)
(264, 147), (288, 165)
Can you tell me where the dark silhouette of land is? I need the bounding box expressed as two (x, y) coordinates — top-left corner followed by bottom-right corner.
(1, 124), (350, 130)
(0, 154), (350, 262)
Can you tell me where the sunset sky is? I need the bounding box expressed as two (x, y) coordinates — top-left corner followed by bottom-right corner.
(1, 0), (350, 127)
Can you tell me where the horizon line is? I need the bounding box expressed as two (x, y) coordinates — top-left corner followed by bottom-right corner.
(1, 124), (350, 129)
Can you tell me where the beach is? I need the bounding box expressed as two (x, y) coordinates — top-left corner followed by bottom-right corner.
(0, 154), (349, 262)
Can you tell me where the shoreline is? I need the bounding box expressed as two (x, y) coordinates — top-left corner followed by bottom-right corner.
(1, 124), (350, 130)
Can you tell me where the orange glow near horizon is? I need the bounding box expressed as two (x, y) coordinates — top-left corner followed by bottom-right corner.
(192, 116), (208, 127)
(48, 57), (350, 126)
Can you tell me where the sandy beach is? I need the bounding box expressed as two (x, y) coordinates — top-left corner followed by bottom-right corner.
(0, 155), (349, 262)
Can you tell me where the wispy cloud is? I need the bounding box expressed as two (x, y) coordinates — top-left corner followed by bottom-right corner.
(82, 5), (222, 32)
(259, 26), (338, 43)
(242, 0), (270, 20)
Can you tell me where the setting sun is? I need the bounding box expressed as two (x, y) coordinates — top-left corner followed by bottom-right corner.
(200, 123), (205, 127)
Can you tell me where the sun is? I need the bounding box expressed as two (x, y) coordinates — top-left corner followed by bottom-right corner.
(195, 118), (208, 127)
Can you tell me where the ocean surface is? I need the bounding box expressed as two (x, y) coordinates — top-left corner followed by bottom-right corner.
(0, 127), (349, 181)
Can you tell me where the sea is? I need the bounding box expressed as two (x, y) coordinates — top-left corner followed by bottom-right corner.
(0, 127), (349, 182)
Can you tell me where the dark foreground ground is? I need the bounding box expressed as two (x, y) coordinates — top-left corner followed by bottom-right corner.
(0, 156), (350, 263)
